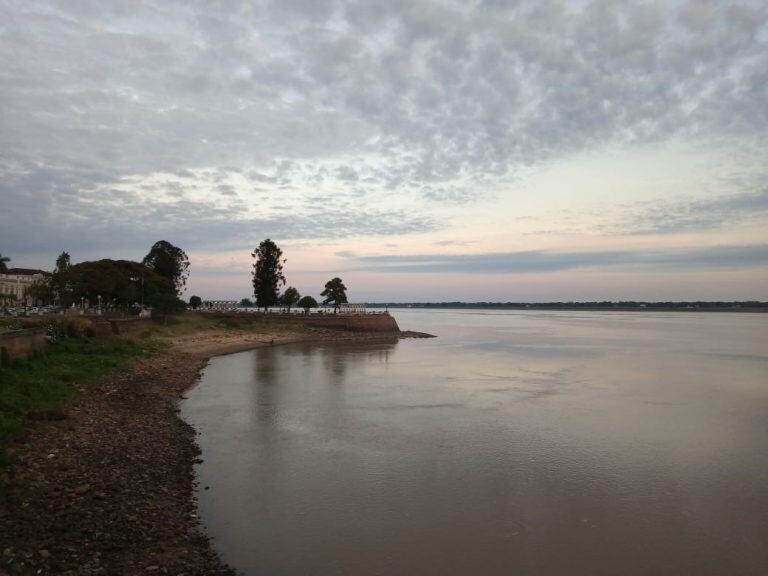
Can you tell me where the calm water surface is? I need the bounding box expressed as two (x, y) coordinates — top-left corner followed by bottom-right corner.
(182, 310), (768, 575)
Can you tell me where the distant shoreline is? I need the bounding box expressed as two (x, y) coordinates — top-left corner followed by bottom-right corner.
(372, 305), (768, 313)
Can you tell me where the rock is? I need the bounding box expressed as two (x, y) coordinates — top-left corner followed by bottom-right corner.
(39, 549), (51, 558)
(73, 484), (91, 495)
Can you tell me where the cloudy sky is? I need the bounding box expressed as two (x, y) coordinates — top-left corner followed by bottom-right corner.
(1, 0), (767, 301)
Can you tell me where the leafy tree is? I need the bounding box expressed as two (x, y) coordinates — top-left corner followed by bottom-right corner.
(142, 240), (190, 296)
(68, 260), (174, 308)
(321, 277), (348, 311)
(0, 253), (10, 273)
(281, 286), (301, 310)
(189, 295), (202, 309)
(298, 295), (318, 312)
(239, 298), (254, 308)
(251, 239), (286, 311)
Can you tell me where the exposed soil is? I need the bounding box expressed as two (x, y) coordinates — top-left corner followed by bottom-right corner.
(0, 328), (432, 575)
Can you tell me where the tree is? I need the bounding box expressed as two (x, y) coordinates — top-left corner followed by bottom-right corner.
(251, 239), (286, 311)
(189, 295), (202, 309)
(239, 298), (254, 308)
(281, 286), (301, 311)
(0, 253), (10, 273)
(142, 240), (190, 296)
(298, 295), (318, 313)
(68, 259), (174, 308)
(25, 279), (54, 306)
(51, 251), (73, 305)
(320, 277), (348, 311)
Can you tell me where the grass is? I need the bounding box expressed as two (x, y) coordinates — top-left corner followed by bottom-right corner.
(0, 336), (158, 495)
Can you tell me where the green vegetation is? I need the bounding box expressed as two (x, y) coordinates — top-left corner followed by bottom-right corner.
(281, 286), (301, 310)
(0, 337), (156, 494)
(252, 239), (286, 310)
(0, 253), (10, 273)
(298, 295), (318, 312)
(143, 240), (190, 296)
(189, 295), (202, 309)
(321, 277), (348, 311)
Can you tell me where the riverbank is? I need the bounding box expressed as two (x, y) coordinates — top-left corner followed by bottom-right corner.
(0, 317), (427, 575)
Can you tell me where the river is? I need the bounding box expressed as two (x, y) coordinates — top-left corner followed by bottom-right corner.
(182, 309), (768, 575)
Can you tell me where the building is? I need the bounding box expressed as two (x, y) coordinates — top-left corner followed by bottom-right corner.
(0, 268), (48, 306)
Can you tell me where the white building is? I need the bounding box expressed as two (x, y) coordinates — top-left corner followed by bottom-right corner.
(0, 268), (48, 306)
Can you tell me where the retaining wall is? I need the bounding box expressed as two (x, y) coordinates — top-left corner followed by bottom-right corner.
(0, 328), (47, 365)
(207, 311), (400, 333)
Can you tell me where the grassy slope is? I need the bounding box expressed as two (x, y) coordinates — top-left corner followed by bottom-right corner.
(0, 338), (159, 494)
(0, 312), (312, 495)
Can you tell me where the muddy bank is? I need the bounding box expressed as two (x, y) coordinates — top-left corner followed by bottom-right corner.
(0, 328), (433, 575)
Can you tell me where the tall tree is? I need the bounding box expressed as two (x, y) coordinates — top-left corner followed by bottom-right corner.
(281, 286), (301, 311)
(142, 240), (190, 296)
(0, 252), (10, 273)
(321, 277), (348, 311)
(51, 251), (73, 305)
(251, 239), (286, 311)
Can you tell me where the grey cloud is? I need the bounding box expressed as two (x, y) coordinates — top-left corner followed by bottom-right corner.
(1, 0), (767, 261)
(609, 187), (768, 234)
(342, 244), (768, 274)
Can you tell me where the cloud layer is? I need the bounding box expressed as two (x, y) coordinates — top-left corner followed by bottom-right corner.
(343, 244), (768, 274)
(1, 1), (766, 298)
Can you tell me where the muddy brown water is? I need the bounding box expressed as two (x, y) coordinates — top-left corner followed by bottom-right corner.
(182, 310), (768, 575)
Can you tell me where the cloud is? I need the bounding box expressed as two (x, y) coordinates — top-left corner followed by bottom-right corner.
(1, 0), (767, 267)
(607, 187), (768, 235)
(341, 244), (768, 274)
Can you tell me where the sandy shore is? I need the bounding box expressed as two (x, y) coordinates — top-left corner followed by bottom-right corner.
(0, 327), (424, 575)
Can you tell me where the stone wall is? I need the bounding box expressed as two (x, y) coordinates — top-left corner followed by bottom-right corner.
(206, 311), (400, 333)
(0, 328), (47, 365)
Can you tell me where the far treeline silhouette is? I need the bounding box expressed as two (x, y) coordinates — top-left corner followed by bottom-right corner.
(367, 301), (768, 310)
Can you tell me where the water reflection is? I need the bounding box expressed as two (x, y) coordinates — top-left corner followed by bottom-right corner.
(183, 312), (768, 576)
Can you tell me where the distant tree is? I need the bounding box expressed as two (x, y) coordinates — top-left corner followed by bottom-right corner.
(0, 253), (10, 273)
(298, 295), (318, 313)
(320, 277), (348, 311)
(239, 298), (254, 308)
(189, 295), (202, 309)
(251, 239), (286, 311)
(51, 251), (73, 305)
(25, 279), (54, 306)
(281, 286), (301, 311)
(142, 240), (190, 296)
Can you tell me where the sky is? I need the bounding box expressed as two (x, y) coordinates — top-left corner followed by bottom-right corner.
(1, 0), (767, 302)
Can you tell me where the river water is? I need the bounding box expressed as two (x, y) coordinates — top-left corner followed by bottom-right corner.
(182, 310), (768, 575)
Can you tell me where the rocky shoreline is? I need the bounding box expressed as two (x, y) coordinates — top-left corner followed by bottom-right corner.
(0, 328), (432, 575)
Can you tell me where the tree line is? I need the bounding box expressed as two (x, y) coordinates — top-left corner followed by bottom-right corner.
(5, 241), (189, 315)
(4, 239), (350, 314)
(248, 238), (347, 312)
